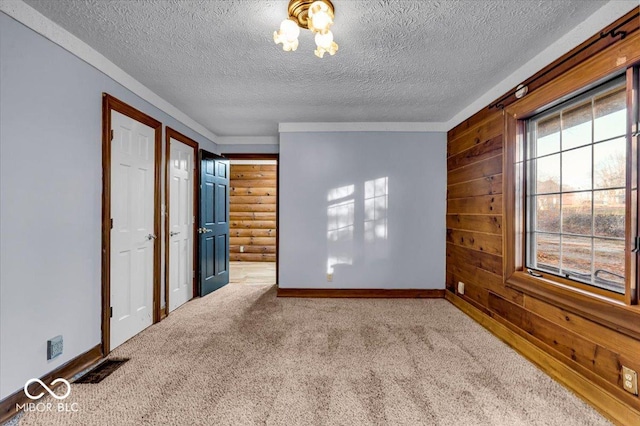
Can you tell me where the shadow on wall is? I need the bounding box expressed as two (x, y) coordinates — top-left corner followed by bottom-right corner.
(327, 177), (389, 281)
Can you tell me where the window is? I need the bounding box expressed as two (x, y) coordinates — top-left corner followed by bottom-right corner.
(525, 76), (628, 295)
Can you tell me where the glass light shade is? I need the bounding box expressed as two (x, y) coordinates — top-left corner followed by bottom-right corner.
(273, 19), (300, 51)
(308, 1), (333, 33)
(314, 30), (338, 58)
(280, 18), (300, 40)
(314, 31), (333, 49)
(282, 38), (299, 52)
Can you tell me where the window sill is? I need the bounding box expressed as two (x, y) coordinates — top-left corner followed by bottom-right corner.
(506, 271), (640, 340)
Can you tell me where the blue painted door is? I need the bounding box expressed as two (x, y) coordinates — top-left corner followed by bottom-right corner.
(199, 150), (230, 296)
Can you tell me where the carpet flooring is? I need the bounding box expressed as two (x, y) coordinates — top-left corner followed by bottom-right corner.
(18, 284), (609, 425)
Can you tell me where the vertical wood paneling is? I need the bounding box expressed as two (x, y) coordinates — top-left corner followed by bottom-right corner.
(229, 164), (276, 262)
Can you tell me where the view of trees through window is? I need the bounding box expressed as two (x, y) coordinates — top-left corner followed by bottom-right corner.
(526, 77), (627, 294)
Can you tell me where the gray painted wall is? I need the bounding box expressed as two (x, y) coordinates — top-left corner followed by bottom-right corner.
(0, 13), (217, 399)
(279, 131), (446, 289)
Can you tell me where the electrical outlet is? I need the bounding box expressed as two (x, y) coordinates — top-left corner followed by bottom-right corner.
(457, 281), (465, 295)
(47, 335), (63, 360)
(327, 273), (333, 282)
(622, 366), (638, 395)
(240, 245), (244, 253)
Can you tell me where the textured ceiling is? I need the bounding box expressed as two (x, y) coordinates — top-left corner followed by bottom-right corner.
(24, 0), (608, 136)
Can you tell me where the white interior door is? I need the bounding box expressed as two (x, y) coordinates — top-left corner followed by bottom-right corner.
(168, 138), (194, 312)
(110, 110), (155, 350)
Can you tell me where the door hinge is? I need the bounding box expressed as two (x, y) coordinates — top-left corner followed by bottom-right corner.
(633, 236), (640, 253)
(110, 307), (113, 318)
(110, 218), (114, 229)
(110, 129), (114, 141)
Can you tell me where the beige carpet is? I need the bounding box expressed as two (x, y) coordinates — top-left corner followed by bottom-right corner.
(18, 285), (609, 426)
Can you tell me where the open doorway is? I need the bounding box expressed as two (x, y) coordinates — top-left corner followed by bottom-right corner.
(224, 154), (278, 286)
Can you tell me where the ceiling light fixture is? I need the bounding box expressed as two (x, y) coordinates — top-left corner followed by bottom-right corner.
(274, 0), (339, 58)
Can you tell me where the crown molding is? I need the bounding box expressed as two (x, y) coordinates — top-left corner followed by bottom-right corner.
(216, 136), (279, 145)
(445, 0), (639, 130)
(0, 0), (218, 144)
(279, 122), (448, 133)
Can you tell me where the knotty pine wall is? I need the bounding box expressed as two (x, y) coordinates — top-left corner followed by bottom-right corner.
(229, 164), (276, 262)
(446, 11), (640, 420)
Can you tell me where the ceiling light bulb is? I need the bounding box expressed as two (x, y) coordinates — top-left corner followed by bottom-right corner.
(273, 19), (300, 51)
(308, 1), (333, 33)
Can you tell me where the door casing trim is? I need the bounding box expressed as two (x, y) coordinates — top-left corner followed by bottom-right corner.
(164, 127), (199, 316)
(102, 93), (163, 355)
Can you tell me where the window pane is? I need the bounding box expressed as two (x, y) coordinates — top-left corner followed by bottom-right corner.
(594, 86), (626, 143)
(562, 235), (592, 278)
(526, 77), (627, 296)
(536, 114), (560, 157)
(593, 238), (625, 293)
(534, 233), (560, 272)
(534, 154), (560, 194)
(562, 100), (592, 150)
(594, 137), (626, 189)
(535, 195), (560, 232)
(594, 189), (625, 238)
(562, 146), (592, 191)
(562, 191), (592, 235)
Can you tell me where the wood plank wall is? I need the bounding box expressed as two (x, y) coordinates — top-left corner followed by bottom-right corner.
(447, 112), (640, 418)
(229, 164), (276, 262)
(447, 112), (514, 303)
(446, 15), (640, 418)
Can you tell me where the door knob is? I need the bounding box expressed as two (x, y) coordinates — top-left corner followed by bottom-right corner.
(146, 234), (157, 240)
(170, 231), (180, 237)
